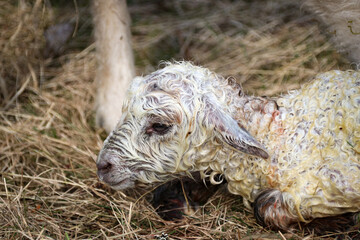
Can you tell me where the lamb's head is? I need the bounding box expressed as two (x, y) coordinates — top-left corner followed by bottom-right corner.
(97, 62), (268, 190)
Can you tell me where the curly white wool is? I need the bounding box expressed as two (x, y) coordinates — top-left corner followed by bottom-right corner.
(274, 71), (360, 218)
(98, 62), (360, 222)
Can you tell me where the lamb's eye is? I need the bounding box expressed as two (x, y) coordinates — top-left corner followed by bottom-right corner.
(146, 123), (172, 135)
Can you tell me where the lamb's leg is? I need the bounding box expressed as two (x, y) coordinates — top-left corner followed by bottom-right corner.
(92, 0), (135, 133)
(254, 189), (360, 233)
(254, 189), (299, 231)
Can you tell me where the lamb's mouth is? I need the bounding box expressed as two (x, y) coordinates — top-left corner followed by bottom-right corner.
(105, 177), (135, 190)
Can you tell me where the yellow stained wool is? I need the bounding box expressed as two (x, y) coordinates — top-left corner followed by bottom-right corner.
(262, 70), (360, 219)
(204, 70), (360, 220)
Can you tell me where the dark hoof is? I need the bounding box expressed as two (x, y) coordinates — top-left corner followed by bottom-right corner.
(254, 189), (298, 231)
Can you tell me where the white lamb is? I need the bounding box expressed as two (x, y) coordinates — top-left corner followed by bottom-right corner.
(97, 62), (360, 230)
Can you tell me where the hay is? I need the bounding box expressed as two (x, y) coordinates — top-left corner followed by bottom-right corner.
(0, 0), (355, 239)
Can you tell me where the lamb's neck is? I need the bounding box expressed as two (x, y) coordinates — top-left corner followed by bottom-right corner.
(224, 95), (284, 199)
(196, 94), (283, 166)
(189, 94), (284, 199)
(229, 95), (281, 139)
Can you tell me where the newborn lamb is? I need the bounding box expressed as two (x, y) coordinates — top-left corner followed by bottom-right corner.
(97, 62), (360, 231)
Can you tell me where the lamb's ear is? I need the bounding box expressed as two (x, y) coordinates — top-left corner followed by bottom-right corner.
(207, 108), (269, 159)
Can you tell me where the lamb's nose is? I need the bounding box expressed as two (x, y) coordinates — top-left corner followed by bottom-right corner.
(97, 160), (112, 174)
(97, 153), (114, 179)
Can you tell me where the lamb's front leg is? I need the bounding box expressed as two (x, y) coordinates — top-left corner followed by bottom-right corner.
(254, 189), (299, 231)
(254, 189), (360, 233)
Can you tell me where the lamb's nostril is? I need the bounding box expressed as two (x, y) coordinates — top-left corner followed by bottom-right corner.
(97, 159), (113, 176)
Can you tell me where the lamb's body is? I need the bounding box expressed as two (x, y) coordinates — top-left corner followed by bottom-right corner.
(212, 70), (360, 219)
(271, 72), (360, 219)
(97, 62), (360, 230)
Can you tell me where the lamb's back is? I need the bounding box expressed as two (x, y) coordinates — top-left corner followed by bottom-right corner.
(275, 70), (360, 218)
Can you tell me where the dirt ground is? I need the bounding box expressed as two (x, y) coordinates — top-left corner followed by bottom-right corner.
(0, 0), (356, 239)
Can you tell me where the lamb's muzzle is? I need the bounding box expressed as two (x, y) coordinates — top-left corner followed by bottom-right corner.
(97, 62), (360, 231)
(97, 149), (136, 190)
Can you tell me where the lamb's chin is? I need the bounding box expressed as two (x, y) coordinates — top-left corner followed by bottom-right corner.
(109, 178), (135, 191)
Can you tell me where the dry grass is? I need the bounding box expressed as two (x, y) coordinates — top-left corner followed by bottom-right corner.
(0, 0), (356, 239)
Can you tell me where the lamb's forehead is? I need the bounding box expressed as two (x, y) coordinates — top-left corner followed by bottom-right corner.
(128, 62), (215, 97)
